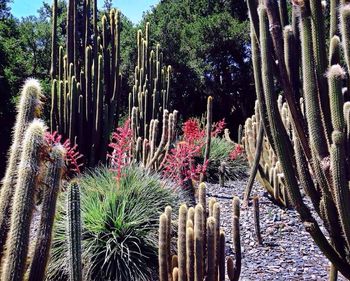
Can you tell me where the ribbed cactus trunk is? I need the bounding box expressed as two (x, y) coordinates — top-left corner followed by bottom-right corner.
(67, 181), (82, 281)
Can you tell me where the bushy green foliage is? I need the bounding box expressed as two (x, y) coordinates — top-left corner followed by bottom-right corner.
(203, 137), (247, 182)
(47, 165), (184, 281)
(142, 0), (253, 136)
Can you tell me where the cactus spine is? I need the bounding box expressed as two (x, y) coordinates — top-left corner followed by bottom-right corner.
(67, 181), (82, 281)
(1, 120), (46, 281)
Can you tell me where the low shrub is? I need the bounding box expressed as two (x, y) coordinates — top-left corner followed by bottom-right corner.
(47, 165), (184, 281)
(203, 137), (247, 182)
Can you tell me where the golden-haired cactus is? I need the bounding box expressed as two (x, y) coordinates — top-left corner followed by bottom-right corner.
(1, 119), (46, 281)
(0, 79), (42, 261)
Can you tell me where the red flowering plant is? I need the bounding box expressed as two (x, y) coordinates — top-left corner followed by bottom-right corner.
(45, 131), (83, 178)
(162, 117), (223, 187)
(229, 144), (244, 160)
(162, 140), (208, 186)
(107, 119), (133, 183)
(182, 117), (247, 182)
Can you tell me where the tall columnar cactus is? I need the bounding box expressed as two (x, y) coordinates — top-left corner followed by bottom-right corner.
(67, 181), (82, 281)
(51, 1), (122, 166)
(0, 78), (42, 263)
(227, 196), (241, 281)
(126, 23), (176, 172)
(159, 214), (168, 281)
(158, 183), (241, 281)
(200, 96), (213, 182)
(178, 204), (187, 281)
(28, 144), (66, 281)
(1, 120), (46, 281)
(244, 0), (350, 277)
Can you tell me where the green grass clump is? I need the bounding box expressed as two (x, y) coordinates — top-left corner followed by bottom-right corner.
(47, 165), (183, 281)
(202, 137), (247, 182)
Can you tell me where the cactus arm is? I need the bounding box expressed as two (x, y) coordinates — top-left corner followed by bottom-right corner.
(227, 197), (241, 281)
(243, 122), (264, 203)
(264, 0), (311, 161)
(186, 227), (194, 281)
(194, 204), (204, 281)
(178, 205), (187, 281)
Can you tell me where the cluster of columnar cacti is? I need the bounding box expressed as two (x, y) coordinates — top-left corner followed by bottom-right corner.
(50, 0), (122, 166)
(0, 79), (67, 281)
(245, 0), (350, 277)
(158, 183), (241, 281)
(131, 107), (179, 170)
(128, 23), (172, 137)
(127, 24), (178, 170)
(243, 99), (291, 207)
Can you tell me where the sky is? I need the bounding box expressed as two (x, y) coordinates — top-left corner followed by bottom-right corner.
(10, 0), (160, 23)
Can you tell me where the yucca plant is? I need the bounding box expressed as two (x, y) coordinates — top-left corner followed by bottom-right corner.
(47, 165), (185, 281)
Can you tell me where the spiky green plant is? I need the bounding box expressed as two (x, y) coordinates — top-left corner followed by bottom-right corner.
(47, 165), (184, 281)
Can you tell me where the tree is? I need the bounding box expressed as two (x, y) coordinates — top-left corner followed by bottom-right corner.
(141, 0), (254, 138)
(0, 0), (12, 19)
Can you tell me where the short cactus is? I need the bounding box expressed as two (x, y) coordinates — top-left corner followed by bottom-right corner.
(158, 183), (242, 281)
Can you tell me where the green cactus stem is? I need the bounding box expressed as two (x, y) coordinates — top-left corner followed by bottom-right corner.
(253, 196), (262, 245)
(219, 230), (225, 281)
(227, 196), (241, 281)
(194, 204), (204, 281)
(165, 206), (172, 275)
(206, 217), (216, 281)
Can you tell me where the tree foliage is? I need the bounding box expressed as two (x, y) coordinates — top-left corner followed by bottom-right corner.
(141, 0), (254, 135)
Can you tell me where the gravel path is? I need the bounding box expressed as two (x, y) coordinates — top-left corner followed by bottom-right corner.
(207, 179), (347, 281)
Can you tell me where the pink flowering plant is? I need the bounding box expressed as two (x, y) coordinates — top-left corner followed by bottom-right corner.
(107, 119), (133, 182)
(45, 131), (83, 177)
(162, 117), (227, 186)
